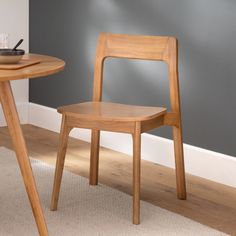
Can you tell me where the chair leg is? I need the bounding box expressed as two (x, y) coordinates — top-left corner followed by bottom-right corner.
(50, 115), (71, 210)
(89, 129), (100, 185)
(173, 126), (186, 200)
(132, 122), (141, 225)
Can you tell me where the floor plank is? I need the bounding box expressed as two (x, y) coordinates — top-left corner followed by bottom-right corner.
(0, 124), (235, 235)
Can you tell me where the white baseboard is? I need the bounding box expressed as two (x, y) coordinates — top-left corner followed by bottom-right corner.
(0, 102), (29, 126)
(27, 102), (236, 188)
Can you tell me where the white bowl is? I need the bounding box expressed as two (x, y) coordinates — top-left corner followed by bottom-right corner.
(0, 49), (25, 64)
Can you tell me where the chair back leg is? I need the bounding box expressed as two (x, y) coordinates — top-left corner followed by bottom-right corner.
(173, 126), (186, 199)
(89, 129), (100, 185)
(132, 122), (141, 224)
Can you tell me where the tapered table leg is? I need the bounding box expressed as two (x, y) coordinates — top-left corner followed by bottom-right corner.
(0, 81), (48, 236)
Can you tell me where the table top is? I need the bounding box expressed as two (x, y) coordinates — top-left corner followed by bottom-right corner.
(0, 54), (65, 81)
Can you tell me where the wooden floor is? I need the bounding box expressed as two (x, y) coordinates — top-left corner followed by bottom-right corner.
(0, 125), (236, 235)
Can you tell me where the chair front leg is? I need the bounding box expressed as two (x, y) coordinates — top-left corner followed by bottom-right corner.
(132, 122), (141, 225)
(51, 115), (71, 210)
(173, 125), (186, 200)
(89, 129), (100, 185)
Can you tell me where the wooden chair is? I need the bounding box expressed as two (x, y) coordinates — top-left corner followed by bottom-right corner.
(50, 33), (186, 224)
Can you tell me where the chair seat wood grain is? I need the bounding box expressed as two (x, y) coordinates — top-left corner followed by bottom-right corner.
(58, 102), (167, 122)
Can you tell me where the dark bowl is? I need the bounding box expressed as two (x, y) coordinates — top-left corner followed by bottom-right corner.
(0, 49), (25, 64)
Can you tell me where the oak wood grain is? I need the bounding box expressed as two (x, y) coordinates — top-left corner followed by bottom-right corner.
(0, 58), (40, 70)
(0, 53), (65, 236)
(132, 122), (141, 224)
(0, 83), (48, 235)
(89, 129), (100, 185)
(0, 54), (65, 81)
(53, 33), (186, 225)
(58, 101), (167, 122)
(0, 125), (235, 235)
(51, 115), (72, 211)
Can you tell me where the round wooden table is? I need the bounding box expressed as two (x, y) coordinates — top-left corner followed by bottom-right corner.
(0, 54), (65, 236)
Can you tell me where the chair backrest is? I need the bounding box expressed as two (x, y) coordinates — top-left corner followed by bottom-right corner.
(93, 33), (181, 113)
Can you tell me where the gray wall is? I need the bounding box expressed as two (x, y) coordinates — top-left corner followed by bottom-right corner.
(30, 0), (236, 157)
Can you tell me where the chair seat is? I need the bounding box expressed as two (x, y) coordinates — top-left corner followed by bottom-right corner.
(58, 102), (167, 122)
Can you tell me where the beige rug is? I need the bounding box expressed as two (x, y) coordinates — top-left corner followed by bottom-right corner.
(0, 147), (228, 236)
